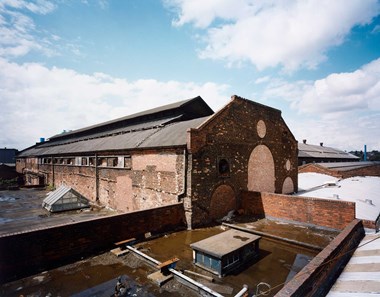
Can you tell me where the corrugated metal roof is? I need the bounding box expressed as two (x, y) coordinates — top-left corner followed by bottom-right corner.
(19, 116), (210, 157)
(298, 143), (359, 160)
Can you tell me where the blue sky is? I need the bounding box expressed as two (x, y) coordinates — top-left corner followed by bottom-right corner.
(1, 0), (380, 152)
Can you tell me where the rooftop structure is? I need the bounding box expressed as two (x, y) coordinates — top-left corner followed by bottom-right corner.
(43, 185), (90, 212)
(190, 229), (261, 277)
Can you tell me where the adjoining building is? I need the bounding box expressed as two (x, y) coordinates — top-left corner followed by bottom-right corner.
(0, 148), (19, 166)
(299, 161), (380, 178)
(298, 140), (359, 166)
(16, 95), (297, 228)
(190, 229), (261, 277)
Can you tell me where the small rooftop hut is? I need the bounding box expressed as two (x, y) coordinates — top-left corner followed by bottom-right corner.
(42, 185), (90, 212)
(190, 229), (261, 277)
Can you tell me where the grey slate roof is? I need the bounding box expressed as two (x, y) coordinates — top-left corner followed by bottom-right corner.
(298, 143), (359, 160)
(18, 96), (214, 157)
(19, 116), (210, 156)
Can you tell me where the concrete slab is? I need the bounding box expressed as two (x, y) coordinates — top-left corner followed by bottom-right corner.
(147, 270), (173, 286)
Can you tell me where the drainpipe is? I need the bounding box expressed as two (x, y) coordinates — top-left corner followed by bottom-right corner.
(177, 148), (188, 201)
(95, 153), (99, 202)
(51, 156), (55, 187)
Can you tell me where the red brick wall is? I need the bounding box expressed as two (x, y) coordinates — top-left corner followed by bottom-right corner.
(0, 203), (186, 284)
(188, 96), (298, 227)
(241, 191), (355, 230)
(276, 219), (365, 297)
(20, 148), (185, 212)
(298, 163), (380, 178)
(298, 163), (342, 177)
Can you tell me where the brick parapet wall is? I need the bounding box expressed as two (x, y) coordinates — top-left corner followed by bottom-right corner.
(241, 191), (356, 230)
(298, 164), (380, 178)
(0, 203), (186, 284)
(276, 219), (365, 297)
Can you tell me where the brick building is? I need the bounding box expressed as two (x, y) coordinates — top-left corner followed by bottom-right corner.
(17, 95), (297, 228)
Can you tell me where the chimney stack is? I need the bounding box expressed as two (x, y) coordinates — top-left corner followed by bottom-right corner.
(320, 142), (323, 147)
(303, 139), (307, 144)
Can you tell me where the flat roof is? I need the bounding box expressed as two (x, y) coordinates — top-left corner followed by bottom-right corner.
(190, 229), (261, 258)
(297, 172), (380, 222)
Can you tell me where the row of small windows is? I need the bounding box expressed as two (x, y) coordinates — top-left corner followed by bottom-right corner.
(40, 156), (132, 169)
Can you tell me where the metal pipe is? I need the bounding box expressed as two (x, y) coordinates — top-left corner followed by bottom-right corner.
(126, 245), (160, 265)
(234, 285), (248, 297)
(126, 245), (223, 297)
(169, 269), (224, 297)
(183, 269), (214, 282)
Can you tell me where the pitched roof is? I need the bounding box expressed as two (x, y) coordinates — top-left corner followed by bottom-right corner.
(18, 97), (213, 156)
(298, 143), (359, 160)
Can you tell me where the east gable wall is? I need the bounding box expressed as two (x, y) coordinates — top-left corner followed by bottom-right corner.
(187, 97), (298, 227)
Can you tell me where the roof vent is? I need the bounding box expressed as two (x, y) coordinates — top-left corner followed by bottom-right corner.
(333, 194), (340, 199)
(303, 139), (307, 144)
(365, 199), (374, 205)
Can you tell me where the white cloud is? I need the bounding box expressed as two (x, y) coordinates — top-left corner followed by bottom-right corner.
(262, 57), (380, 150)
(167, 0), (380, 71)
(0, 59), (230, 149)
(0, 0), (57, 58)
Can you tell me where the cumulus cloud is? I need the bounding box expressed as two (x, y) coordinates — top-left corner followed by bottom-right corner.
(261, 57), (380, 150)
(0, 58), (229, 149)
(263, 57), (380, 114)
(166, 0), (380, 71)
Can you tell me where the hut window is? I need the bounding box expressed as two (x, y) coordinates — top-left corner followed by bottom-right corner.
(81, 157), (88, 166)
(66, 158), (75, 165)
(218, 158), (230, 176)
(89, 157), (95, 166)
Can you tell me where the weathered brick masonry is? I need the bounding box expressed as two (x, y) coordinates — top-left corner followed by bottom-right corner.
(186, 96), (297, 227)
(17, 96), (298, 229)
(0, 203), (186, 284)
(241, 191), (356, 230)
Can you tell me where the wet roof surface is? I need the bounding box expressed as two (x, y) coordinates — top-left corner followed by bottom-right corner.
(0, 188), (114, 236)
(190, 229), (261, 258)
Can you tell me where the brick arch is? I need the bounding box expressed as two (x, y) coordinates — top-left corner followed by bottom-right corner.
(248, 145), (275, 192)
(209, 184), (236, 220)
(282, 177), (294, 194)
